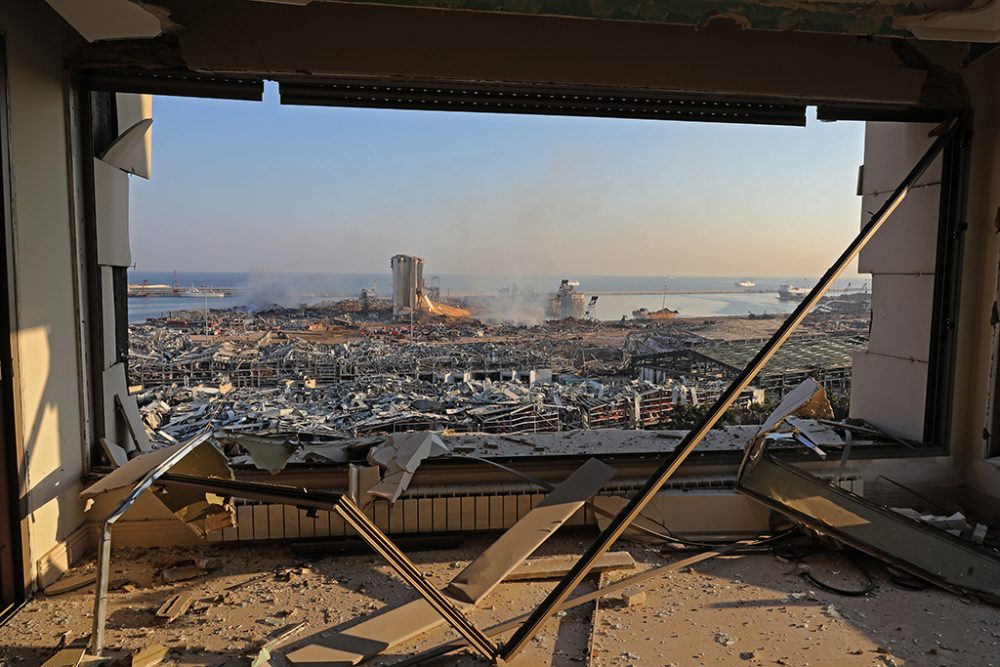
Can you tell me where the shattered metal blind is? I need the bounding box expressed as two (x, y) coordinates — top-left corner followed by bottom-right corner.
(279, 80), (807, 126)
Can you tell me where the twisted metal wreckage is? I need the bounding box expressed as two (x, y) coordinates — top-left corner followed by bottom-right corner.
(83, 118), (1000, 665)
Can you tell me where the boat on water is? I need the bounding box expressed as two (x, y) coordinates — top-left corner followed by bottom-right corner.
(735, 280), (756, 288)
(777, 284), (810, 301)
(178, 286), (227, 298)
(633, 307), (678, 321)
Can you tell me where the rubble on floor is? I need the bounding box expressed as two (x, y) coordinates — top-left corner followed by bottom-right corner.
(6, 535), (1000, 667)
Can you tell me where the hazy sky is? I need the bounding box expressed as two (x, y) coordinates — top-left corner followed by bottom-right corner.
(130, 82), (866, 278)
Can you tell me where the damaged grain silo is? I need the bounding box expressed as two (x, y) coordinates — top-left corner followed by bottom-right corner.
(390, 254), (424, 318)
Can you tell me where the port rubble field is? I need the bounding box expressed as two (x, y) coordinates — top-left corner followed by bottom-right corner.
(121, 300), (873, 469)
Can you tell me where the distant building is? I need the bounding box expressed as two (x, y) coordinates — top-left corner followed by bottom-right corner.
(549, 280), (586, 320)
(390, 254), (424, 317)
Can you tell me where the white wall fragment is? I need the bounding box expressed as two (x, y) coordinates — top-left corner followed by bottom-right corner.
(93, 157), (131, 267)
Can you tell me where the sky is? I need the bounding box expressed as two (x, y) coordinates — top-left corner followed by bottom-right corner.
(130, 82), (866, 278)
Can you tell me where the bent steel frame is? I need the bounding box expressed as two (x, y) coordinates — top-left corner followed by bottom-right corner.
(497, 119), (960, 661)
(91, 432), (213, 653)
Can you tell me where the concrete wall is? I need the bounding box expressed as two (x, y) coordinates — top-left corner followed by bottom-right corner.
(849, 52), (1000, 507)
(849, 121), (942, 442)
(0, 2), (90, 587)
(951, 54), (1000, 505)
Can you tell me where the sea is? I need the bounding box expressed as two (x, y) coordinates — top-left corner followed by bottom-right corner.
(127, 271), (869, 324)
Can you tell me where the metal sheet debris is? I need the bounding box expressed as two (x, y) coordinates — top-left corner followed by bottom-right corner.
(737, 454), (1000, 604)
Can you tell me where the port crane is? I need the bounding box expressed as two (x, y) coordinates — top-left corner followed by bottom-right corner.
(584, 295), (599, 320)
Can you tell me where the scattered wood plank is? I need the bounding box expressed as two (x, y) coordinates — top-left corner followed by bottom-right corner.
(155, 592), (195, 623)
(44, 573), (96, 596)
(99, 437), (128, 468)
(41, 648), (85, 667)
(131, 645), (169, 667)
(446, 458), (616, 604)
(160, 564), (207, 583)
(507, 551), (635, 581)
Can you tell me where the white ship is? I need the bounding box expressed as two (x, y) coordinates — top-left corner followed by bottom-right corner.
(179, 286), (226, 298)
(735, 280), (756, 288)
(777, 284), (810, 301)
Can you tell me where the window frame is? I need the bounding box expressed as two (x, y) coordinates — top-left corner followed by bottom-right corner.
(74, 71), (972, 471)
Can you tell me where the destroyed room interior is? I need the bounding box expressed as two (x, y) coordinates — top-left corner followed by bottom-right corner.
(3, 1), (1000, 666)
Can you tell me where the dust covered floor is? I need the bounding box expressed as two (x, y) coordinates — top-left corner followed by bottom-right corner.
(2, 533), (999, 666)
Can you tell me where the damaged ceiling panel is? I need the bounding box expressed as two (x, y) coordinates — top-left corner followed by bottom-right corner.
(248, 0), (997, 39)
(71, 0), (971, 111)
(45, 0), (165, 41)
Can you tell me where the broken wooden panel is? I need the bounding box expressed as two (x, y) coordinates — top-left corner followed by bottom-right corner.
(155, 591), (195, 623)
(130, 643), (169, 667)
(286, 458), (615, 667)
(99, 437), (128, 468)
(506, 552), (635, 581)
(101, 118), (152, 178)
(93, 157), (131, 267)
(737, 454), (1000, 604)
(81, 439), (236, 537)
(40, 648), (85, 667)
(446, 458), (615, 604)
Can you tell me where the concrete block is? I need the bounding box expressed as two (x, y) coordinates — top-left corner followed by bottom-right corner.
(312, 510), (331, 538)
(283, 505), (299, 538)
(417, 497), (434, 533)
(389, 499), (405, 534)
(488, 495), (505, 530)
(474, 496), (490, 530)
(252, 504), (269, 539)
(446, 497), (462, 532)
(267, 504), (285, 540)
(861, 122), (942, 196)
(859, 184), (940, 274)
(236, 505), (253, 541)
(460, 496), (475, 531)
(867, 273), (935, 363)
(373, 500), (390, 532)
(503, 494), (518, 529)
(432, 497), (448, 532)
(298, 509), (315, 538)
(850, 351), (928, 441)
